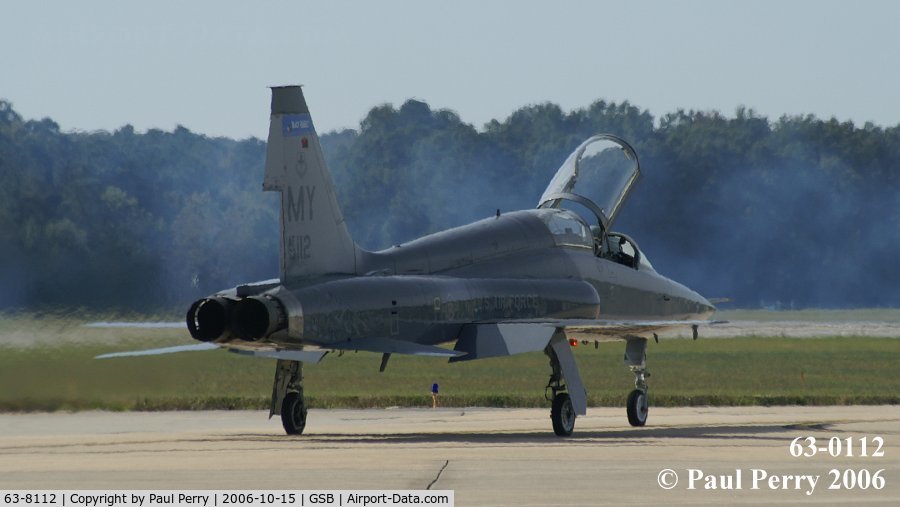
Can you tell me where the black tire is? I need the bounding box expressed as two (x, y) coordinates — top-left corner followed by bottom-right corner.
(551, 392), (576, 436)
(281, 392), (307, 435)
(626, 389), (648, 427)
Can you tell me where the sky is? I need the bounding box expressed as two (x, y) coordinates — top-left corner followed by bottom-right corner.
(3, 0), (899, 139)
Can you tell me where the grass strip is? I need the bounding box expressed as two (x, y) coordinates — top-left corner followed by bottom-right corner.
(1, 335), (897, 411)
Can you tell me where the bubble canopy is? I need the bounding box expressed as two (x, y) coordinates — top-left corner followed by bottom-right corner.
(538, 135), (641, 230)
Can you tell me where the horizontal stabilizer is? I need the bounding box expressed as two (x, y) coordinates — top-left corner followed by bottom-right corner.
(228, 348), (327, 363)
(328, 337), (463, 357)
(450, 323), (556, 362)
(95, 342), (218, 359)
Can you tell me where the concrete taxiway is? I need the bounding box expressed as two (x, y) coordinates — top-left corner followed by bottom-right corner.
(1, 407), (898, 505)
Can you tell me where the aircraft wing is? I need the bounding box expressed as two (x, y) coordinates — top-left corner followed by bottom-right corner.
(450, 319), (720, 363)
(227, 348), (328, 363)
(95, 342), (220, 358)
(85, 321), (184, 329)
(326, 337), (464, 358)
(558, 318), (723, 341)
(95, 342), (328, 363)
(94, 319), (719, 360)
(451, 323), (557, 362)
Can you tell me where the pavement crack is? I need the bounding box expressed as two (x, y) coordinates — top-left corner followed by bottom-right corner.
(426, 459), (449, 490)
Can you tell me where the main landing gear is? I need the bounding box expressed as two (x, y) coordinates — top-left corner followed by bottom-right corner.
(544, 334), (587, 437)
(624, 338), (649, 427)
(546, 346), (575, 436)
(551, 392), (576, 436)
(272, 359), (307, 434)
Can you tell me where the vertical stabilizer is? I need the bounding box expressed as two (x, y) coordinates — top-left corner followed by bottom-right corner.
(264, 86), (356, 282)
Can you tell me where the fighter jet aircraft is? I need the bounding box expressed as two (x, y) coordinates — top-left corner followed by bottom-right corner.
(101, 86), (715, 436)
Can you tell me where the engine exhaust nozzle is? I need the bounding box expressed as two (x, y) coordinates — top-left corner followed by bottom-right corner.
(186, 297), (233, 342)
(232, 296), (287, 341)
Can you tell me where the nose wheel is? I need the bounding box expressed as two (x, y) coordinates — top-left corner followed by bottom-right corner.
(626, 388), (648, 427)
(624, 338), (650, 427)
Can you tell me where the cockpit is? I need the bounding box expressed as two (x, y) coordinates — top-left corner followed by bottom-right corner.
(537, 209), (593, 249)
(538, 135), (653, 270)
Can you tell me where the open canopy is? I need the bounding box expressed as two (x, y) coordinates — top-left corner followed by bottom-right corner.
(538, 134), (641, 229)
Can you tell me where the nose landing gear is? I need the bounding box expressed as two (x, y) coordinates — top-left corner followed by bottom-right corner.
(626, 385), (649, 427)
(625, 338), (649, 427)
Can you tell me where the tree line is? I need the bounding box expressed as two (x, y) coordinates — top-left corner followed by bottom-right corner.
(1, 98), (897, 312)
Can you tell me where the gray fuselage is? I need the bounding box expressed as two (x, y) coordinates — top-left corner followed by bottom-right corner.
(251, 208), (714, 350)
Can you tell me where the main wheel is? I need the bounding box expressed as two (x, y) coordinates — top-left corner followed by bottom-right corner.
(281, 392), (307, 435)
(626, 389), (648, 427)
(551, 392), (576, 436)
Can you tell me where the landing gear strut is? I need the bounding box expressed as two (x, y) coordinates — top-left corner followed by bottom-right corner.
(544, 334), (587, 436)
(545, 344), (575, 436)
(624, 338), (649, 427)
(272, 359), (307, 435)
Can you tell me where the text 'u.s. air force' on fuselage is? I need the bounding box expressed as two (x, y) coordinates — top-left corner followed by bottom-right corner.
(101, 86), (715, 436)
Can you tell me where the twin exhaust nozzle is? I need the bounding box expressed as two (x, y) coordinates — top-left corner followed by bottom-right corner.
(186, 296), (287, 343)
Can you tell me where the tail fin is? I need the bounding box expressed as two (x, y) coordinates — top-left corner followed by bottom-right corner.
(264, 86), (357, 282)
